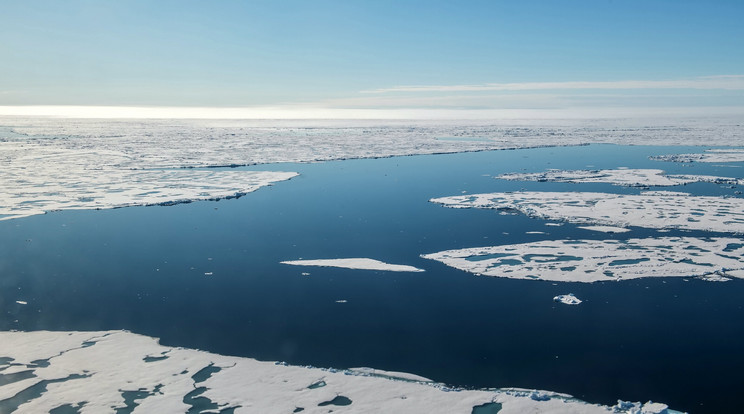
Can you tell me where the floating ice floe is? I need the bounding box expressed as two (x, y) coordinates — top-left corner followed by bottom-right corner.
(0, 158), (298, 221)
(281, 258), (425, 272)
(422, 237), (744, 283)
(651, 149), (744, 163)
(431, 191), (744, 233)
(553, 293), (582, 305)
(0, 330), (683, 414)
(578, 225), (631, 233)
(497, 168), (742, 187)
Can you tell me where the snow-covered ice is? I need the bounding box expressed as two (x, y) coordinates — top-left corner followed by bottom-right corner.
(281, 258), (425, 272)
(651, 149), (744, 163)
(497, 168), (742, 187)
(431, 191), (744, 233)
(0, 330), (682, 414)
(0, 152), (298, 220)
(422, 237), (744, 283)
(1, 116), (741, 220)
(578, 225), (632, 233)
(553, 293), (582, 305)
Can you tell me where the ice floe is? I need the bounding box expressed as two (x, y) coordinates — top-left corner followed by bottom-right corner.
(0, 330), (683, 414)
(431, 191), (744, 233)
(281, 258), (425, 272)
(497, 168), (742, 187)
(1, 116), (741, 220)
(0, 154), (298, 220)
(422, 237), (744, 283)
(578, 225), (631, 233)
(651, 148), (744, 163)
(553, 293), (582, 305)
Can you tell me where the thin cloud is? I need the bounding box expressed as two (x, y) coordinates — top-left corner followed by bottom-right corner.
(362, 75), (744, 94)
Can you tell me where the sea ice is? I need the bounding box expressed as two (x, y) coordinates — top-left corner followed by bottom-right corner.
(422, 237), (744, 283)
(281, 258), (425, 272)
(578, 225), (631, 233)
(0, 330), (682, 414)
(553, 293), (582, 305)
(651, 149), (744, 163)
(1, 116), (742, 220)
(497, 168), (742, 187)
(431, 191), (744, 233)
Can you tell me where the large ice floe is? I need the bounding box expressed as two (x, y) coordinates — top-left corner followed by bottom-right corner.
(281, 258), (425, 272)
(497, 168), (742, 187)
(0, 330), (682, 414)
(431, 191), (744, 233)
(422, 237), (744, 283)
(651, 149), (744, 163)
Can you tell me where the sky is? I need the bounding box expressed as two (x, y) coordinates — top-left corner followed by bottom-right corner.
(1, 0), (743, 118)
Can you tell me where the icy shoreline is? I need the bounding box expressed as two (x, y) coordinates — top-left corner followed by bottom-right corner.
(0, 330), (680, 414)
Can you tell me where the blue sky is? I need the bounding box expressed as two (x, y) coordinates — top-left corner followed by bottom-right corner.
(1, 0), (742, 116)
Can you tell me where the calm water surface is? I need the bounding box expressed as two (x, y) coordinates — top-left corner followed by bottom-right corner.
(2, 144), (743, 413)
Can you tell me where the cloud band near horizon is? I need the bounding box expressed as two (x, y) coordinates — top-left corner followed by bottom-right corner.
(361, 75), (744, 94)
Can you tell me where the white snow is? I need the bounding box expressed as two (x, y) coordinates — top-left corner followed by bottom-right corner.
(553, 294), (582, 305)
(0, 329), (679, 414)
(422, 237), (744, 283)
(431, 191), (744, 233)
(498, 168), (742, 187)
(651, 149), (744, 163)
(1, 116), (742, 220)
(281, 258), (425, 273)
(578, 226), (632, 233)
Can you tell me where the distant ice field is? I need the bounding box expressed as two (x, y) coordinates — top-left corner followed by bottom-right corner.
(2, 120), (744, 414)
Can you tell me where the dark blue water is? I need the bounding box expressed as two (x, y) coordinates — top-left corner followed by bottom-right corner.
(2, 144), (743, 413)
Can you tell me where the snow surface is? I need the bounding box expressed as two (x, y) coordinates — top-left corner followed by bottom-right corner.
(431, 191), (744, 233)
(422, 237), (744, 283)
(497, 168), (742, 187)
(578, 225), (632, 233)
(0, 330), (682, 414)
(651, 149), (744, 163)
(281, 258), (425, 272)
(1, 116), (741, 220)
(554, 293), (582, 305)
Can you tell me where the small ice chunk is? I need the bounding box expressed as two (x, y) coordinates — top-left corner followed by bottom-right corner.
(553, 294), (582, 305)
(699, 273), (731, 282)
